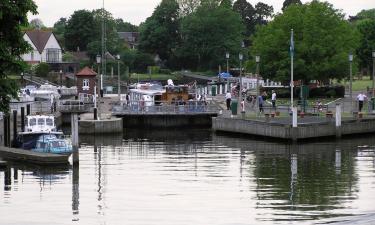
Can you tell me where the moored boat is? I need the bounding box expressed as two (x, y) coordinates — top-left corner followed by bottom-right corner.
(32, 134), (72, 155)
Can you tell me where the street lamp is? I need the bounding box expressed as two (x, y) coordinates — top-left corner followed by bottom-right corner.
(116, 54), (121, 99)
(255, 55), (260, 115)
(96, 54), (103, 97)
(349, 53), (353, 112)
(94, 54), (101, 120)
(20, 72), (24, 86)
(59, 70), (63, 87)
(238, 53), (243, 114)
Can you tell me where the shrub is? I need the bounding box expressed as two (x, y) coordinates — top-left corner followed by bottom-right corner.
(34, 62), (50, 77)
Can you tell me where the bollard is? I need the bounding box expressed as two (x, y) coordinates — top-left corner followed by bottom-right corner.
(21, 107), (25, 132)
(335, 103), (342, 138)
(12, 110), (17, 147)
(94, 107), (98, 120)
(26, 104), (30, 115)
(71, 113), (79, 165)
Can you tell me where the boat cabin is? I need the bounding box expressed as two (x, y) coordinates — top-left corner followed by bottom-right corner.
(161, 85), (189, 104)
(25, 115), (56, 133)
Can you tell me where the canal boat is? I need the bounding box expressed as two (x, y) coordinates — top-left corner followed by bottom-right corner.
(32, 134), (72, 155)
(31, 83), (60, 101)
(13, 115), (64, 150)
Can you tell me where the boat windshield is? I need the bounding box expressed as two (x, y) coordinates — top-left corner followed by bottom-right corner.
(46, 118), (53, 126)
(30, 118), (36, 126)
(51, 141), (66, 148)
(38, 118), (45, 125)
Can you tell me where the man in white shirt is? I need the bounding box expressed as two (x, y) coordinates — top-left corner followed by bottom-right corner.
(357, 92), (367, 112)
(271, 90), (277, 109)
(225, 91), (232, 110)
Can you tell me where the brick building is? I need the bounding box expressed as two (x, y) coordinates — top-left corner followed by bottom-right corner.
(76, 67), (97, 98)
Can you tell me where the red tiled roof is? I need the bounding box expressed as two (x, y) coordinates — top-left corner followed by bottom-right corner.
(76, 66), (97, 76)
(25, 30), (52, 54)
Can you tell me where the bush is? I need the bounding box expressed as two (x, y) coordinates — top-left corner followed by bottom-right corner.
(160, 68), (171, 74)
(260, 85), (345, 98)
(34, 63), (50, 77)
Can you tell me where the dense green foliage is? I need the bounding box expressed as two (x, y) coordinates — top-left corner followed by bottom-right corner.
(0, 0), (37, 113)
(34, 62), (50, 77)
(251, 1), (359, 83)
(282, 0), (302, 11)
(352, 9), (375, 75)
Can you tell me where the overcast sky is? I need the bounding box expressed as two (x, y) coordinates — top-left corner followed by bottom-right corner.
(31, 0), (374, 27)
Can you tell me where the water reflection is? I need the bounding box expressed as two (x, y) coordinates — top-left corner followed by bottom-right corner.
(0, 130), (375, 224)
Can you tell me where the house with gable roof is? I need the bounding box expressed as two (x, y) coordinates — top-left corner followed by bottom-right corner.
(21, 30), (62, 64)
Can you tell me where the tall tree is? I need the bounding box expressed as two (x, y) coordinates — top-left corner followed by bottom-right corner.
(179, 2), (244, 70)
(178, 0), (201, 16)
(138, 0), (181, 66)
(64, 10), (97, 51)
(233, 0), (256, 37)
(115, 19), (138, 32)
(0, 0), (37, 113)
(251, 1), (358, 82)
(29, 18), (44, 29)
(282, 0), (302, 11)
(53, 17), (67, 49)
(254, 2), (274, 25)
(353, 9), (375, 76)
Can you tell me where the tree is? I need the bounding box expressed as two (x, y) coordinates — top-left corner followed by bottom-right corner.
(233, 0), (256, 37)
(177, 0), (200, 16)
(179, 2), (244, 70)
(115, 19), (138, 32)
(53, 17), (67, 49)
(30, 18), (45, 29)
(251, 1), (359, 83)
(64, 10), (98, 51)
(138, 0), (181, 67)
(352, 9), (375, 76)
(254, 2), (274, 25)
(282, 0), (302, 11)
(0, 0), (37, 113)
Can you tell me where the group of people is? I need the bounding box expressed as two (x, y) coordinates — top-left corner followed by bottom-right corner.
(225, 89), (277, 113)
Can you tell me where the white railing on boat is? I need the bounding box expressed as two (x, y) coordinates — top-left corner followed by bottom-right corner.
(112, 100), (219, 115)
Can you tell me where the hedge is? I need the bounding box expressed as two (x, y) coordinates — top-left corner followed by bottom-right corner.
(260, 86), (345, 98)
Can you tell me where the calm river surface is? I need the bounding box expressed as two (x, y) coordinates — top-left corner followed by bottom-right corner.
(1, 129), (375, 225)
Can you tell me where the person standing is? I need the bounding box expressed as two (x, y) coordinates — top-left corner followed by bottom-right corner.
(241, 98), (245, 112)
(357, 92), (367, 112)
(258, 94), (264, 113)
(271, 90), (277, 109)
(225, 91), (232, 110)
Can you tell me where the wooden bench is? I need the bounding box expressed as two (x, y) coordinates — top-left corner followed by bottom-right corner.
(325, 112), (333, 118)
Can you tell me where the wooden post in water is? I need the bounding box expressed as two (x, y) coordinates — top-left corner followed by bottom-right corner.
(71, 113), (79, 165)
(6, 114), (11, 147)
(335, 103), (342, 138)
(26, 104), (30, 116)
(12, 110), (17, 147)
(3, 115), (8, 147)
(72, 156), (79, 219)
(21, 107), (25, 132)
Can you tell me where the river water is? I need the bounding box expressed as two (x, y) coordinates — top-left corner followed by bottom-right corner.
(1, 129), (375, 225)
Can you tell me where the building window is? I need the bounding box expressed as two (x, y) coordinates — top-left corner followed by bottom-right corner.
(46, 48), (60, 63)
(83, 79), (89, 90)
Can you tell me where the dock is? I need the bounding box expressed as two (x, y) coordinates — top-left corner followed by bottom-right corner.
(212, 116), (375, 141)
(0, 146), (70, 165)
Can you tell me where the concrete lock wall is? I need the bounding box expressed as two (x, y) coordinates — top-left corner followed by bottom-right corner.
(122, 114), (215, 128)
(79, 118), (123, 134)
(341, 119), (375, 135)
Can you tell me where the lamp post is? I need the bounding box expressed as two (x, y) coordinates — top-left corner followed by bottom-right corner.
(95, 54), (101, 120)
(116, 54), (121, 100)
(255, 55), (260, 114)
(226, 52), (230, 91)
(349, 53), (353, 112)
(59, 70), (63, 87)
(238, 53), (243, 114)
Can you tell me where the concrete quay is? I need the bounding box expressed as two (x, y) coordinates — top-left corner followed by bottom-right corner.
(78, 113), (123, 134)
(212, 116), (375, 141)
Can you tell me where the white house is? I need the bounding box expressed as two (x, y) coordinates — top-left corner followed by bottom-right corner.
(21, 30), (62, 64)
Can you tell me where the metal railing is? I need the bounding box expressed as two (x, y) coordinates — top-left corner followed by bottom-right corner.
(58, 100), (90, 113)
(112, 100), (219, 115)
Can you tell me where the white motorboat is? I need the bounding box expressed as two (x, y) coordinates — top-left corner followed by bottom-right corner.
(31, 83), (61, 101)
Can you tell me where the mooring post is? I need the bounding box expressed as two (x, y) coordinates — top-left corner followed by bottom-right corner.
(6, 114), (11, 147)
(21, 107), (25, 132)
(72, 156), (79, 219)
(335, 103), (342, 138)
(3, 115), (8, 147)
(12, 110), (17, 147)
(71, 113), (79, 165)
(26, 104), (30, 116)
